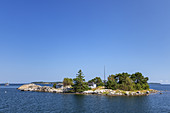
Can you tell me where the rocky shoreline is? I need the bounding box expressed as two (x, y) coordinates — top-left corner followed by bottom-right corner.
(18, 84), (159, 96)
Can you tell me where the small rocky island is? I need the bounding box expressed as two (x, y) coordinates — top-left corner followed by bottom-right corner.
(18, 83), (158, 96)
(18, 70), (159, 96)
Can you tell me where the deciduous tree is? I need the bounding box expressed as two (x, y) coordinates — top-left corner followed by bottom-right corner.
(63, 78), (73, 87)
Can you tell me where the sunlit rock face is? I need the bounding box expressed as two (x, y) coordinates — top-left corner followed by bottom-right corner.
(18, 84), (63, 93)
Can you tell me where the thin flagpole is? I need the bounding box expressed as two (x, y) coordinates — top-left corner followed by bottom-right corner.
(104, 65), (105, 83)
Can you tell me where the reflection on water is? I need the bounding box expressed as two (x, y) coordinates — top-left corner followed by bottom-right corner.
(0, 84), (170, 113)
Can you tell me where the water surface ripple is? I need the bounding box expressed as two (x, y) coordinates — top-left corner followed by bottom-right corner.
(0, 84), (170, 113)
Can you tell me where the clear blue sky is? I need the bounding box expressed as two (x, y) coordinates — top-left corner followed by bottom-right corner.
(0, 0), (170, 83)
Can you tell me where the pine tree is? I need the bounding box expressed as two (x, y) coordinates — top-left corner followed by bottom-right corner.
(73, 70), (89, 92)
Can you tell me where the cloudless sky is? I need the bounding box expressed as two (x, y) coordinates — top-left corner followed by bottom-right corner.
(0, 0), (170, 83)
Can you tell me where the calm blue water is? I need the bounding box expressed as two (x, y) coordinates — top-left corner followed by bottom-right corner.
(0, 84), (170, 113)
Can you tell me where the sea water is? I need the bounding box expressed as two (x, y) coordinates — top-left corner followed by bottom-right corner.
(0, 84), (170, 113)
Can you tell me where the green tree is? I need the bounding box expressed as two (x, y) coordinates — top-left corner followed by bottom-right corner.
(53, 83), (56, 88)
(63, 78), (73, 87)
(73, 70), (89, 92)
(117, 72), (130, 84)
(106, 75), (118, 90)
(105, 72), (149, 91)
(142, 83), (149, 90)
(135, 83), (142, 90)
(119, 77), (134, 91)
(130, 72), (149, 90)
(88, 77), (104, 86)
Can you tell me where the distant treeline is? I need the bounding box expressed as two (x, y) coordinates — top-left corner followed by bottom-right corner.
(149, 83), (161, 84)
(32, 82), (62, 84)
(0, 83), (25, 86)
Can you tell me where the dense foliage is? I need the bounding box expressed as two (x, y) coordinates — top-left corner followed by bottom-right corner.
(62, 70), (149, 92)
(130, 72), (149, 90)
(63, 78), (73, 87)
(88, 77), (105, 86)
(53, 83), (56, 88)
(73, 70), (89, 92)
(106, 72), (149, 91)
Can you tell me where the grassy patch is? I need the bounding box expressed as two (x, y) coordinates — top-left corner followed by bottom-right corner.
(121, 91), (126, 95)
(103, 92), (109, 95)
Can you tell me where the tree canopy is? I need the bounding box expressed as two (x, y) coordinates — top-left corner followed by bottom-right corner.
(88, 77), (105, 86)
(106, 75), (117, 90)
(53, 83), (56, 88)
(106, 72), (149, 91)
(63, 78), (73, 87)
(73, 70), (89, 92)
(61, 70), (149, 92)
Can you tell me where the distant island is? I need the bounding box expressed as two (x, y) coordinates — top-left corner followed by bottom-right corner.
(18, 70), (158, 96)
(149, 83), (161, 85)
(32, 82), (62, 84)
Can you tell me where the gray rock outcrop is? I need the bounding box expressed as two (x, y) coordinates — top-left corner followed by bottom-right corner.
(18, 84), (63, 93)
